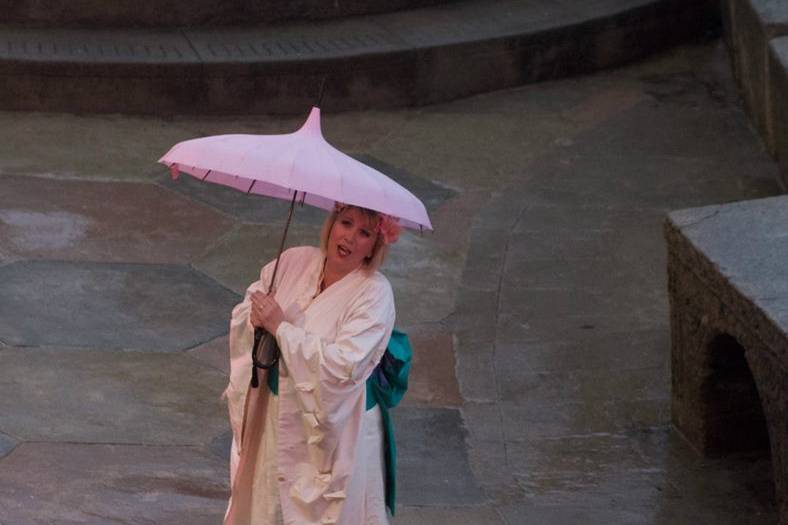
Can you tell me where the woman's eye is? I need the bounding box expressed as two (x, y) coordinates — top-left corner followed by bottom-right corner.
(341, 219), (352, 226)
(360, 229), (371, 238)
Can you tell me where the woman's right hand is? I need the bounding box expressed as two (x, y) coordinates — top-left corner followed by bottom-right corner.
(249, 291), (285, 335)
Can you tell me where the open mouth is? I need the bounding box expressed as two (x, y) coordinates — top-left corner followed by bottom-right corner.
(337, 245), (351, 257)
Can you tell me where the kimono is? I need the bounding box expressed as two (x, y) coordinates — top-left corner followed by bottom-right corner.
(223, 245), (395, 525)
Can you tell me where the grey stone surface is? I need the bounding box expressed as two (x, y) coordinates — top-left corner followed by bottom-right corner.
(187, 334), (230, 375)
(392, 506), (504, 524)
(394, 407), (484, 505)
(0, 431), (16, 459)
(194, 223), (320, 295)
(0, 38), (782, 524)
(668, 195), (788, 315)
(772, 37), (788, 189)
(0, 0), (719, 114)
(0, 442), (229, 525)
(666, 195), (788, 522)
(722, 0), (788, 154)
(0, 174), (236, 263)
(0, 261), (239, 350)
(0, 0), (451, 27)
(0, 348), (227, 444)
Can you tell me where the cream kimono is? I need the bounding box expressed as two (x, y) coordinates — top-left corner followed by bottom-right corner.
(224, 246), (395, 525)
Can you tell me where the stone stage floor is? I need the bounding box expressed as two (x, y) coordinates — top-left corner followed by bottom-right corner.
(0, 39), (782, 524)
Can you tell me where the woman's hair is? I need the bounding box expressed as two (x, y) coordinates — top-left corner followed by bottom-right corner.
(319, 205), (389, 273)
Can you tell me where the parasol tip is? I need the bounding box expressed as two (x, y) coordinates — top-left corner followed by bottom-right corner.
(298, 107), (323, 138)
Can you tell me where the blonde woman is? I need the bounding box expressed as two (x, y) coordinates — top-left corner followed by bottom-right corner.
(224, 203), (401, 525)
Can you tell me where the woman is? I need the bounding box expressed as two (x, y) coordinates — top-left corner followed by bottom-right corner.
(223, 203), (401, 525)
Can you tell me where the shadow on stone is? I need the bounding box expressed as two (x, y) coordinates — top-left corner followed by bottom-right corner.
(394, 407), (484, 506)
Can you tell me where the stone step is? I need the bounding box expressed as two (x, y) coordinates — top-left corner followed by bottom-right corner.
(0, 0), (455, 28)
(0, 0), (720, 114)
(721, 0), (788, 188)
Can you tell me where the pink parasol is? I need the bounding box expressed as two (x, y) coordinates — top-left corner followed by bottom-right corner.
(158, 107), (431, 376)
(159, 106), (431, 231)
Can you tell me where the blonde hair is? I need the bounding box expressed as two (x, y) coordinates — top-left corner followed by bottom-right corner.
(319, 206), (389, 273)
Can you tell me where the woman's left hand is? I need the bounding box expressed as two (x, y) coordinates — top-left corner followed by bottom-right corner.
(250, 291), (285, 335)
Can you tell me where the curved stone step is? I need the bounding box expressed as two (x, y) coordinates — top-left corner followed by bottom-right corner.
(0, 0), (720, 114)
(0, 0), (455, 28)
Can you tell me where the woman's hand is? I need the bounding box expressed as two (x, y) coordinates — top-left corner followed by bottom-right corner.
(249, 291), (285, 335)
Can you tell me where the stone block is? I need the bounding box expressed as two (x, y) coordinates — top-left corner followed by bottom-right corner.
(0, 442), (228, 524)
(0, 261), (240, 351)
(0, 348), (227, 444)
(771, 37), (788, 188)
(722, 0), (788, 154)
(0, 175), (234, 264)
(665, 195), (788, 523)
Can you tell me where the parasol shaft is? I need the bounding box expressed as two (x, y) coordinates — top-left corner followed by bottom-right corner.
(267, 190), (299, 293)
(250, 189), (299, 387)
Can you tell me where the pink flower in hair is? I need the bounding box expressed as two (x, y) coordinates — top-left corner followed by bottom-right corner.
(377, 214), (401, 244)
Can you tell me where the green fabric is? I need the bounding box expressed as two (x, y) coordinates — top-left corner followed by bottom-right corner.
(265, 329), (411, 517)
(365, 329), (411, 516)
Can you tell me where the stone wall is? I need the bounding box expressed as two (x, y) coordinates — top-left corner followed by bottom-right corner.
(722, 0), (788, 188)
(0, 0), (454, 27)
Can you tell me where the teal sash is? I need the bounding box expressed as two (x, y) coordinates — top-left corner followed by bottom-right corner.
(266, 329), (411, 516)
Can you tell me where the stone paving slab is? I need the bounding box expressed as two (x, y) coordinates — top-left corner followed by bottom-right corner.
(0, 431), (16, 460)
(773, 37), (788, 188)
(0, 442), (228, 525)
(0, 175), (235, 264)
(394, 407), (484, 505)
(499, 429), (778, 524)
(392, 505), (504, 524)
(0, 347), (227, 444)
(495, 363), (668, 405)
(194, 223), (320, 295)
(466, 397), (669, 444)
(494, 329), (669, 374)
(402, 326), (462, 408)
(187, 335), (230, 375)
(0, 261), (239, 350)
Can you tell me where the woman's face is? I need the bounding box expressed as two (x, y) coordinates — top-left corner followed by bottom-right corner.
(326, 207), (378, 275)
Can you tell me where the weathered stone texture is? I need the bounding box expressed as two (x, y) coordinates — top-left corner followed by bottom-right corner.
(0, 442), (229, 525)
(771, 37), (788, 188)
(665, 196), (788, 523)
(722, 0), (788, 155)
(0, 0), (720, 114)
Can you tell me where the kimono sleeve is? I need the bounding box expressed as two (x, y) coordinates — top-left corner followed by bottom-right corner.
(224, 256), (278, 453)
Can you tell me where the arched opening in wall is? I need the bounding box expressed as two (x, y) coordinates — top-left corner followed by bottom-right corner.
(702, 333), (775, 507)
(702, 334), (770, 454)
